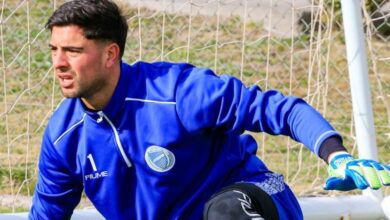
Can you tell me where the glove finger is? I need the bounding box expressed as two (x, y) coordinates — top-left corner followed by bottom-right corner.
(324, 176), (357, 191)
(347, 160), (382, 189)
(372, 162), (390, 186)
(345, 165), (369, 190)
(323, 177), (339, 190)
(363, 160), (383, 189)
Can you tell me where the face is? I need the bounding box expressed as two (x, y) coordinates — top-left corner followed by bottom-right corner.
(49, 25), (110, 100)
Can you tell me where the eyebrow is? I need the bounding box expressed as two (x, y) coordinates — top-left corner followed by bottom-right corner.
(48, 43), (84, 51)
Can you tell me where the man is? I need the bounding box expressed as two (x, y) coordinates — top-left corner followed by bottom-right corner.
(29, 0), (390, 219)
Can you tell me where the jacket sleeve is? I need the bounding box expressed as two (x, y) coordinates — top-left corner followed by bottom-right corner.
(175, 67), (341, 155)
(29, 128), (82, 220)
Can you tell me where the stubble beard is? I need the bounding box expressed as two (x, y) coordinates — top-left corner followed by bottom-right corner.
(60, 74), (108, 105)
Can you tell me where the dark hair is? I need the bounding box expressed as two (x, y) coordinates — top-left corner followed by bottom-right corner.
(46, 0), (128, 58)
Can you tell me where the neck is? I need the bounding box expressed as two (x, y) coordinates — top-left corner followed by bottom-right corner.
(81, 63), (121, 111)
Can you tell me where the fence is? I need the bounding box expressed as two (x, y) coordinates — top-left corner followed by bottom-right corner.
(0, 0), (389, 218)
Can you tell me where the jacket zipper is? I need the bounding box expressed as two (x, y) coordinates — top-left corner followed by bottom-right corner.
(97, 111), (132, 168)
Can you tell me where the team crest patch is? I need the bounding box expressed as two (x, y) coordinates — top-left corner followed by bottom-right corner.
(145, 145), (175, 172)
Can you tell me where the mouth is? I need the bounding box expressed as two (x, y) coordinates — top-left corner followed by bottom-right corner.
(57, 74), (74, 89)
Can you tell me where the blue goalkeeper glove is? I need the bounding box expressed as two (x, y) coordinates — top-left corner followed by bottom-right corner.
(324, 152), (390, 191)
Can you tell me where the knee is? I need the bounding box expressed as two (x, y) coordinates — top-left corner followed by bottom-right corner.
(203, 183), (279, 220)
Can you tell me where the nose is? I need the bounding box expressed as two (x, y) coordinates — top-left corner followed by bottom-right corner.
(52, 50), (69, 72)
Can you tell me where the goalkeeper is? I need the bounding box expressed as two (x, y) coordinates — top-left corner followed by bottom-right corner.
(28, 0), (390, 219)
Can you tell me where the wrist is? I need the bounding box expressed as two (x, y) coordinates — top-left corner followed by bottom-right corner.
(319, 136), (347, 162)
(327, 151), (351, 165)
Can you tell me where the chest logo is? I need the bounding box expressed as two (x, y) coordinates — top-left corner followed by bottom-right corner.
(145, 145), (175, 172)
(85, 153), (109, 181)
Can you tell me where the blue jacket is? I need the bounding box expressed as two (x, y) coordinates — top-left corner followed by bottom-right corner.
(29, 61), (339, 219)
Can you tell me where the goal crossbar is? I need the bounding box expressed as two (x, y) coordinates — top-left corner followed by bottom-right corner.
(0, 195), (388, 220)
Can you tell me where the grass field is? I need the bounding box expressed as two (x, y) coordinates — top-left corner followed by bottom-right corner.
(0, 0), (389, 212)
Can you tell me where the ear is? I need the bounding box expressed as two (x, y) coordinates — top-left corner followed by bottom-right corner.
(104, 43), (120, 68)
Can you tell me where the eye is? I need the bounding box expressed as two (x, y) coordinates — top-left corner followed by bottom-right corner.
(67, 48), (82, 56)
(68, 50), (78, 56)
(49, 45), (56, 51)
(49, 46), (57, 56)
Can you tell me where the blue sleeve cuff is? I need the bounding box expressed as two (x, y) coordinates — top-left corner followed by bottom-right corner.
(313, 131), (342, 156)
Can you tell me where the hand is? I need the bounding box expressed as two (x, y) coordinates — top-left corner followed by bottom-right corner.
(323, 152), (390, 191)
